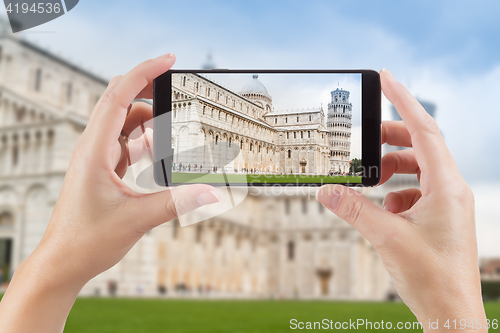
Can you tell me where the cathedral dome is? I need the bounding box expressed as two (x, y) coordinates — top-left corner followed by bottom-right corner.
(240, 74), (269, 95)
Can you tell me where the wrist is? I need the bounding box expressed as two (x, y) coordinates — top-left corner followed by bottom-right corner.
(0, 244), (86, 332)
(417, 295), (487, 333)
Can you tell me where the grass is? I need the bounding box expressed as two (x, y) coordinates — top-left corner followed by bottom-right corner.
(1, 294), (500, 332)
(172, 172), (362, 184)
(62, 299), (500, 332)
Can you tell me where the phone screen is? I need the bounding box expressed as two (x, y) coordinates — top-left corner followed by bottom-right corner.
(154, 70), (379, 187)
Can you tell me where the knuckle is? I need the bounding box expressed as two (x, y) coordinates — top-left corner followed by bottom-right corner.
(101, 84), (117, 105)
(165, 197), (180, 219)
(340, 197), (364, 226)
(452, 183), (474, 206)
(421, 113), (440, 135)
(108, 75), (123, 87)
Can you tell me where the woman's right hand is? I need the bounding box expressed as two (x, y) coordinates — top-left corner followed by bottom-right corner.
(317, 69), (486, 332)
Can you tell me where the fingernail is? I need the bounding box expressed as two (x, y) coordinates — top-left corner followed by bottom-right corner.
(196, 190), (221, 206)
(316, 186), (341, 210)
(382, 68), (396, 81)
(330, 190), (341, 210)
(156, 53), (175, 59)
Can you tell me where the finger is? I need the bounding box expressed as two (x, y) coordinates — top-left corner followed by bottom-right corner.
(383, 188), (422, 214)
(136, 81), (154, 100)
(381, 121), (412, 147)
(111, 102), (154, 176)
(316, 185), (408, 248)
(122, 102), (153, 139)
(379, 150), (419, 185)
(112, 129), (153, 178)
(90, 53), (175, 155)
(380, 69), (458, 193)
(87, 75), (123, 126)
(133, 185), (222, 232)
(127, 128), (153, 165)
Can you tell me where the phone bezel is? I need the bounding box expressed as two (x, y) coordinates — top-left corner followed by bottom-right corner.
(153, 69), (381, 187)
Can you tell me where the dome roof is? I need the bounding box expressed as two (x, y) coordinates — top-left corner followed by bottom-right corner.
(240, 74), (269, 95)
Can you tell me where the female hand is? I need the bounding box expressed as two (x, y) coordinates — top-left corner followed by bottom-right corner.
(0, 54), (221, 333)
(317, 69), (486, 332)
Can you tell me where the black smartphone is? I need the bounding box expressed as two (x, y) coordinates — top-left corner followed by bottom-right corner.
(153, 69), (381, 187)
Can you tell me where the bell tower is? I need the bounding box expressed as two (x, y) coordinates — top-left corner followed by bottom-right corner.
(327, 87), (352, 173)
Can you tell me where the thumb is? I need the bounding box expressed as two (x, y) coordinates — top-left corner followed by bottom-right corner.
(135, 184), (222, 231)
(316, 185), (404, 248)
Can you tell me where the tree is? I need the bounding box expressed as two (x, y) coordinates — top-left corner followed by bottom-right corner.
(349, 158), (362, 173)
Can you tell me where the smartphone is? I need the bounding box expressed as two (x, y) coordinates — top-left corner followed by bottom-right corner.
(153, 69), (381, 187)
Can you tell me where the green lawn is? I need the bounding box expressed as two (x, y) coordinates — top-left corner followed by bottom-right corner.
(1, 295), (500, 332)
(61, 299), (500, 332)
(172, 172), (362, 184)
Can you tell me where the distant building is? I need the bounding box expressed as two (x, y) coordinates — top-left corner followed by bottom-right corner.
(202, 52), (216, 70)
(390, 99), (436, 121)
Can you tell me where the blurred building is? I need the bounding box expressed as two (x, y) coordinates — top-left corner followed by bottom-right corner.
(0, 28), (407, 299)
(479, 258), (500, 300)
(0, 30), (107, 288)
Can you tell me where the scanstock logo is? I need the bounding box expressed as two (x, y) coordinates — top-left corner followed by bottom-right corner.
(3, 0), (79, 32)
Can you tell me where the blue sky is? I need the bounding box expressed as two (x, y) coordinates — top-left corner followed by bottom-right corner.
(5, 0), (499, 183)
(4, 0), (500, 254)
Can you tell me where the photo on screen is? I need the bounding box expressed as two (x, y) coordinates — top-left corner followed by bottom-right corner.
(169, 72), (362, 184)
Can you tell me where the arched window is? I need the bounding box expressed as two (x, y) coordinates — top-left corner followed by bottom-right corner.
(203, 105), (206, 115)
(196, 82), (199, 92)
(34, 68), (42, 92)
(240, 140), (243, 149)
(285, 117), (288, 123)
(288, 150), (291, 158)
(309, 115), (312, 121)
(300, 132), (303, 139)
(293, 132), (296, 139)
(250, 143), (253, 151)
(215, 135), (218, 145)
(308, 131), (310, 138)
(195, 225), (202, 243)
(0, 212), (14, 229)
(66, 82), (72, 104)
(182, 76), (186, 86)
(287, 241), (294, 260)
(297, 116), (299, 122)
(12, 146), (18, 166)
(216, 230), (222, 247)
(207, 87), (210, 97)
(229, 138), (232, 147)
(287, 132), (289, 139)
(275, 118), (277, 124)
(172, 218), (179, 239)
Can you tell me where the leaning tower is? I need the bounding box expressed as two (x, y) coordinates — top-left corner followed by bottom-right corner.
(327, 88), (352, 173)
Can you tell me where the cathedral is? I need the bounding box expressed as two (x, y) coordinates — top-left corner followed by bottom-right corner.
(171, 73), (353, 175)
(0, 28), (404, 300)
